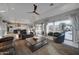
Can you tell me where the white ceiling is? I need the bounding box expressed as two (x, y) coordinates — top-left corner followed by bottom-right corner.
(0, 3), (79, 24)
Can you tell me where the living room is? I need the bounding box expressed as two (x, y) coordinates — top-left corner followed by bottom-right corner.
(0, 3), (79, 55)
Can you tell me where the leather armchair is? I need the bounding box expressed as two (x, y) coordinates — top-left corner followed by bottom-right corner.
(0, 37), (15, 55)
(54, 32), (65, 43)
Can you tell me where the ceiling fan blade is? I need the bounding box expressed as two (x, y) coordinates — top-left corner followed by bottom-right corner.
(34, 12), (40, 15)
(33, 4), (37, 12)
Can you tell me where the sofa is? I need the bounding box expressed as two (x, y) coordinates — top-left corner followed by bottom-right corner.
(0, 37), (15, 55)
(48, 32), (53, 36)
(19, 30), (34, 39)
(53, 32), (65, 43)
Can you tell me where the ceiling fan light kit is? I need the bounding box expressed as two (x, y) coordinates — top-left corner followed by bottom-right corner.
(50, 3), (54, 6)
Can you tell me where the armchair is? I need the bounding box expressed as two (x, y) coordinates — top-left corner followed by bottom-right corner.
(0, 37), (15, 55)
(53, 32), (65, 43)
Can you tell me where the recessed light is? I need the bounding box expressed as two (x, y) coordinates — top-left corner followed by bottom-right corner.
(0, 10), (6, 13)
(11, 8), (15, 10)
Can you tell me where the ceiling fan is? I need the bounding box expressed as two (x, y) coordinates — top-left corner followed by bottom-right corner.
(50, 3), (54, 6)
(27, 4), (40, 15)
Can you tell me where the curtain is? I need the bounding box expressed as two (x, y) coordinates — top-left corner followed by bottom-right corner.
(70, 14), (79, 43)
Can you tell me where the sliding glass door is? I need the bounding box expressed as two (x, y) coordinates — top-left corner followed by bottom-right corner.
(54, 20), (73, 41)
